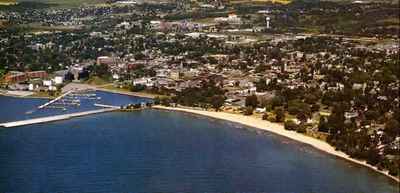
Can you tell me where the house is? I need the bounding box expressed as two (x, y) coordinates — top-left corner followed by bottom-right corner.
(352, 83), (365, 90)
(215, 13), (242, 24)
(132, 77), (154, 87)
(97, 56), (117, 66)
(4, 70), (48, 84)
(239, 80), (254, 88)
(4, 71), (27, 83)
(69, 65), (89, 81)
(26, 71), (48, 80)
(54, 76), (64, 85)
(255, 107), (266, 113)
(170, 70), (181, 80)
(112, 74), (120, 80)
(43, 80), (53, 87)
(345, 111), (359, 120)
(156, 69), (169, 78)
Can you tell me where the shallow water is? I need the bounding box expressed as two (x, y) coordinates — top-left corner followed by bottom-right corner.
(0, 94), (398, 193)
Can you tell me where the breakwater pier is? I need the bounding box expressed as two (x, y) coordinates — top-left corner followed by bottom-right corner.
(0, 108), (118, 128)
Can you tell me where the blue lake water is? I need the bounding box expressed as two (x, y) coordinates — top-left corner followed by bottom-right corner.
(0, 93), (398, 193)
(0, 91), (151, 122)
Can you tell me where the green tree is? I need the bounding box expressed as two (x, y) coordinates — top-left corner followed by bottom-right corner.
(244, 107), (254, 116)
(275, 107), (285, 122)
(255, 79), (268, 92)
(288, 100), (311, 122)
(0, 63), (5, 79)
(93, 64), (111, 80)
(318, 116), (329, 133)
(262, 113), (269, 120)
(385, 119), (400, 137)
(130, 84), (146, 92)
(270, 96), (284, 109)
(211, 95), (225, 111)
(284, 120), (297, 131)
(160, 97), (172, 106)
(245, 94), (258, 108)
(154, 97), (161, 105)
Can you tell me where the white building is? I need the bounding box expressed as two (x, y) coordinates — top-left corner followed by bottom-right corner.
(215, 14), (242, 24)
(43, 80), (53, 87)
(54, 76), (64, 85)
(132, 77), (154, 87)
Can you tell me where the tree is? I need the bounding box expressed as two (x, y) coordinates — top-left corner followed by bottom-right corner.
(296, 124), (307, 133)
(262, 113), (269, 120)
(0, 63), (5, 79)
(311, 104), (320, 112)
(288, 100), (311, 122)
(244, 107), (254, 116)
(160, 97), (172, 106)
(270, 96), (284, 109)
(366, 148), (381, 166)
(284, 120), (297, 131)
(93, 64), (111, 80)
(154, 97), (161, 105)
(296, 111), (309, 123)
(385, 119), (400, 137)
(275, 107), (285, 122)
(304, 93), (318, 104)
(255, 78), (268, 92)
(130, 84), (146, 92)
(245, 94), (258, 108)
(318, 116), (329, 133)
(211, 95), (225, 111)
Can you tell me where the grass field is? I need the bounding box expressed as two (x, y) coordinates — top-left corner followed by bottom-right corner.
(0, 0), (17, 5)
(85, 76), (110, 86)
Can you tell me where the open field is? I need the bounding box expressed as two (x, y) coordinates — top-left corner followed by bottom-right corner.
(0, 0), (17, 5)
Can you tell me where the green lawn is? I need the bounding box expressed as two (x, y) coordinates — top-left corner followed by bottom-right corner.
(0, 0), (17, 5)
(85, 76), (110, 86)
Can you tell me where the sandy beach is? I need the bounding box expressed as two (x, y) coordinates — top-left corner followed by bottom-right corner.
(153, 105), (400, 183)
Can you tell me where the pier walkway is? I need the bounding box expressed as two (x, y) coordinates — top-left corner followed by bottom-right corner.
(94, 103), (120, 108)
(0, 107), (119, 128)
(38, 90), (74, 109)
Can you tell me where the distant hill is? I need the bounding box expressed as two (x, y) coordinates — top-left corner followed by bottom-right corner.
(16, 0), (108, 7)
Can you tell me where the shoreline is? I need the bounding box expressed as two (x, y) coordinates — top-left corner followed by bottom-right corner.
(0, 92), (52, 99)
(2, 88), (398, 183)
(153, 105), (400, 183)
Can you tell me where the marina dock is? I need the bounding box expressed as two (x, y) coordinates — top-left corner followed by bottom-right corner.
(0, 107), (118, 128)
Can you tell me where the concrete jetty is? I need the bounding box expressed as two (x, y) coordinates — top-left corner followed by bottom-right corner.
(38, 90), (73, 109)
(94, 103), (120, 108)
(0, 108), (118, 128)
